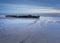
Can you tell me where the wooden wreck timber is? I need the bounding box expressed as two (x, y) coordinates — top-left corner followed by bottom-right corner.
(6, 15), (40, 19)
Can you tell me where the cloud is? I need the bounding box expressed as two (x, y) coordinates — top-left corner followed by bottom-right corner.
(0, 4), (60, 13)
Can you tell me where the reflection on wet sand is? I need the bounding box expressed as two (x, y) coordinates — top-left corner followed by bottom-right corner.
(0, 17), (60, 43)
(46, 20), (60, 23)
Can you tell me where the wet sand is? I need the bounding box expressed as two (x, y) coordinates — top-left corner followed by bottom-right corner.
(0, 18), (60, 43)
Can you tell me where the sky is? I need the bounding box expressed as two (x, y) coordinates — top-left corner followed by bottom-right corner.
(0, 0), (60, 13)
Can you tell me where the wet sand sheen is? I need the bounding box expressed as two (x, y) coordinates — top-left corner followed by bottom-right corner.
(0, 18), (60, 43)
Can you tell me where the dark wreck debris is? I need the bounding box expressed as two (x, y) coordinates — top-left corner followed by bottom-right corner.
(6, 15), (40, 19)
